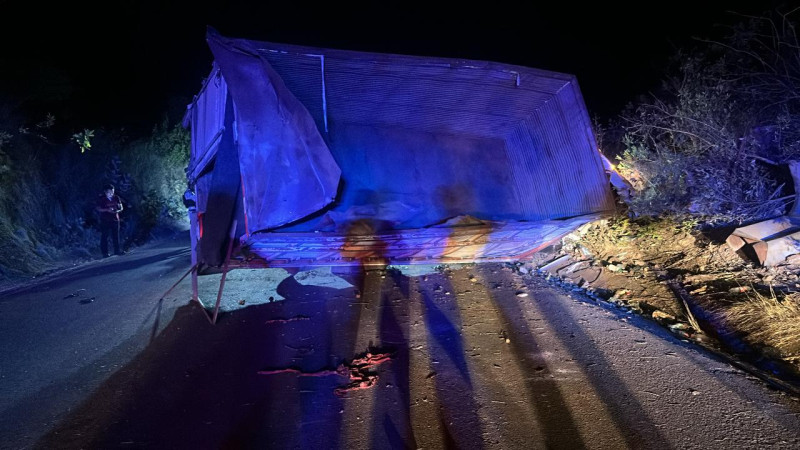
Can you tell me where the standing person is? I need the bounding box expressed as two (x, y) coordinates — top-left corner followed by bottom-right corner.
(95, 183), (124, 257)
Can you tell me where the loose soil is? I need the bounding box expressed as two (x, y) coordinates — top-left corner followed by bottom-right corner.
(528, 215), (800, 395)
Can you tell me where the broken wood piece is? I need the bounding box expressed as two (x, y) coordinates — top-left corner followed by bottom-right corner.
(752, 230), (800, 266)
(539, 254), (573, 275)
(726, 216), (800, 266)
(726, 217), (800, 251)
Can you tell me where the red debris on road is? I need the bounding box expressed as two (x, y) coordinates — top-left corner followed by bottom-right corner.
(334, 351), (393, 397)
(257, 349), (394, 396)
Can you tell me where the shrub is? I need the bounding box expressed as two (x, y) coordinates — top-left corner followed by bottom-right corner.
(119, 119), (190, 242)
(0, 109), (190, 280)
(617, 8), (800, 226)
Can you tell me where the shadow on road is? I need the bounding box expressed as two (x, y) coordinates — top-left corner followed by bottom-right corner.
(36, 282), (359, 449)
(478, 264), (672, 449)
(32, 261), (705, 448)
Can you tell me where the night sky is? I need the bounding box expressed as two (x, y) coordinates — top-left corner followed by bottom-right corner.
(1, 1), (794, 136)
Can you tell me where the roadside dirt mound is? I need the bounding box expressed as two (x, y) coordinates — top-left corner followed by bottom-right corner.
(522, 215), (800, 394)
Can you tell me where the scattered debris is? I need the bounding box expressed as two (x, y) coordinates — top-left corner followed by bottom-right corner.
(689, 285), (708, 295)
(521, 215), (800, 389)
(652, 310), (677, 323)
(257, 349), (394, 397)
(63, 289), (86, 299)
(725, 216), (800, 266)
(606, 263), (625, 272)
(334, 350), (393, 396)
(265, 316), (311, 325)
(728, 286), (752, 293)
(539, 255), (572, 273)
(669, 323), (691, 331)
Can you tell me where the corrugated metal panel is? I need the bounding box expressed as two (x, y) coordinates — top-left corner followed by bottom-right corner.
(505, 91), (613, 219)
(195, 31), (614, 237)
(259, 48), (570, 137)
(208, 32), (341, 233)
(186, 67), (227, 181)
(552, 82), (614, 213)
(323, 61), (559, 137)
(256, 50), (327, 134)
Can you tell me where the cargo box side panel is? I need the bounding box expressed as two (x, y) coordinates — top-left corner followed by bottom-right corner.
(207, 30), (342, 234)
(303, 122), (521, 230)
(507, 96), (614, 219)
(198, 97), (244, 267)
(186, 66), (228, 184)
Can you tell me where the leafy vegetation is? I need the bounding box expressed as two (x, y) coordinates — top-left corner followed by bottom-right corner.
(587, 7), (800, 378)
(612, 7), (800, 226)
(0, 110), (189, 282)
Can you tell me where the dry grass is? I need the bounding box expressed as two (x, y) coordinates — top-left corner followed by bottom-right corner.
(575, 214), (800, 374)
(723, 290), (800, 363)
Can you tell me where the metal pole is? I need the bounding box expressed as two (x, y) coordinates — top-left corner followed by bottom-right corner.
(158, 264), (196, 301)
(189, 206), (200, 302)
(211, 219), (238, 325)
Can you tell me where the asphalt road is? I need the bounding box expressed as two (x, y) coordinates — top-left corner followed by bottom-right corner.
(0, 233), (799, 449)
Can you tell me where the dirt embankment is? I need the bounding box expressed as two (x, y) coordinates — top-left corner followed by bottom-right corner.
(521, 216), (800, 394)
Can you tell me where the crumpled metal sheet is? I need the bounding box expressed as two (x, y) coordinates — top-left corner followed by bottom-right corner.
(207, 29), (341, 233)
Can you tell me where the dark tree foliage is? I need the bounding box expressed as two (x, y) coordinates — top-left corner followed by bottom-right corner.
(617, 7), (800, 225)
(0, 110), (189, 279)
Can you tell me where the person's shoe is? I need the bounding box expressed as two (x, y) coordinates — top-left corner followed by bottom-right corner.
(103, 253), (111, 258)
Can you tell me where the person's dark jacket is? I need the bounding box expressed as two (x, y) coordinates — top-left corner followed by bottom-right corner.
(96, 194), (123, 223)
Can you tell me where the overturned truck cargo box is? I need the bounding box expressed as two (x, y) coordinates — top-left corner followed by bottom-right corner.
(183, 28), (614, 272)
